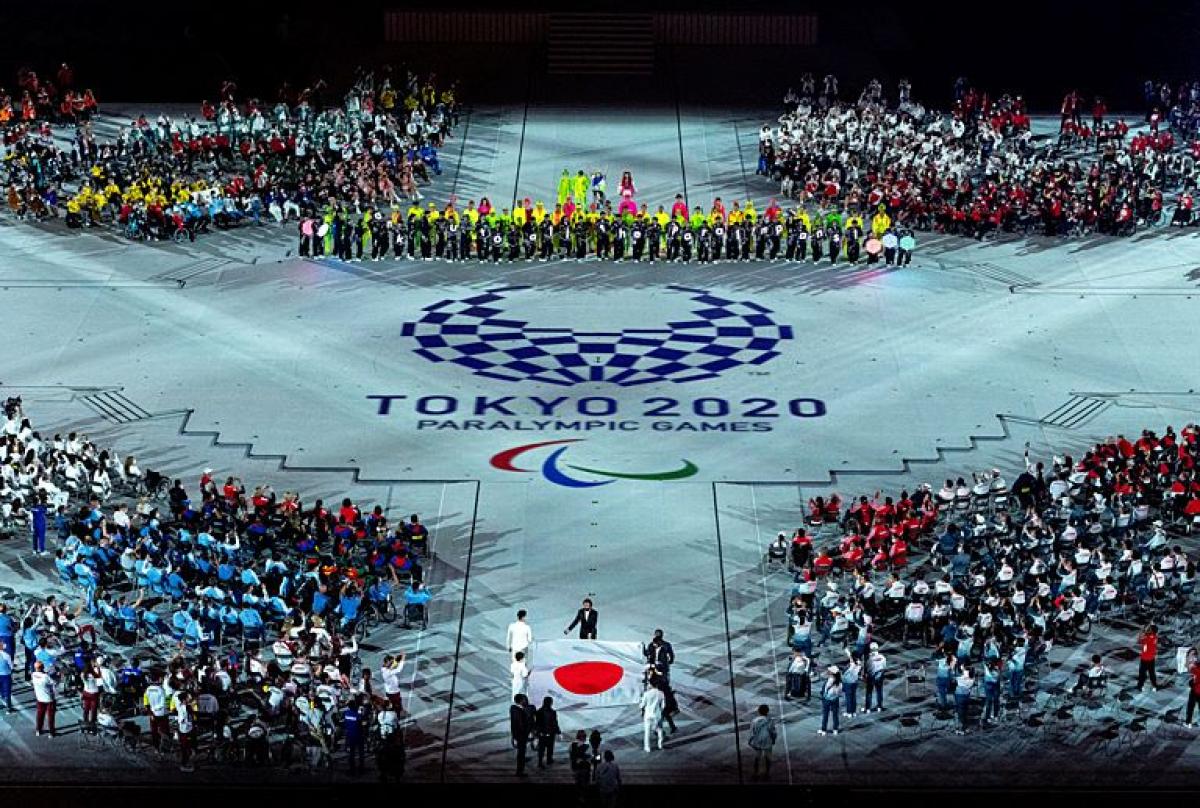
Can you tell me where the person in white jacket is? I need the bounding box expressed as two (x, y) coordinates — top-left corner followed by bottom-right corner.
(506, 609), (533, 663)
(510, 651), (530, 699)
(639, 680), (665, 752)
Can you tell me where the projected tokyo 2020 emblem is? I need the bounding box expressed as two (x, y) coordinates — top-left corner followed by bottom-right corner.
(400, 285), (793, 387)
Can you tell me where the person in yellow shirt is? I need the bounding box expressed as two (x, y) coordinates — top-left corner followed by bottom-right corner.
(871, 206), (891, 237)
(513, 205), (527, 227)
(653, 206), (669, 228)
(572, 171), (589, 208)
(531, 201), (547, 224)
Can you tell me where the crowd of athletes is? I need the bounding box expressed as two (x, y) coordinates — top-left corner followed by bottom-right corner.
(768, 424), (1200, 739)
(2, 63), (457, 242)
(0, 395), (427, 776)
(4, 64), (1200, 255)
(758, 74), (1200, 239)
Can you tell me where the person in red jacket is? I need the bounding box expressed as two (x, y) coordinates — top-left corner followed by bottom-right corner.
(1186, 654), (1200, 727)
(1137, 624), (1159, 691)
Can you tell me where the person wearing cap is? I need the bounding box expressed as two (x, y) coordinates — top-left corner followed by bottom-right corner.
(842, 650), (861, 717)
(863, 643), (887, 712)
(954, 664), (975, 734)
(818, 667), (842, 736)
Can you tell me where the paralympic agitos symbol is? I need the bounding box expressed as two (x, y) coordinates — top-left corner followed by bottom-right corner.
(401, 285), (793, 387)
(490, 439), (698, 488)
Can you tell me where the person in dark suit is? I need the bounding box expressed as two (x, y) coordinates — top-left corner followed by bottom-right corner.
(510, 694), (533, 776)
(534, 695), (560, 767)
(644, 629), (675, 681)
(564, 598), (598, 639)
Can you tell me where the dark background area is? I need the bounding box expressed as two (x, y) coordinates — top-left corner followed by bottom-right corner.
(1, 0), (1197, 110)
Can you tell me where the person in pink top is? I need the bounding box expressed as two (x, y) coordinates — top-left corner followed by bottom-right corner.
(618, 171), (636, 199)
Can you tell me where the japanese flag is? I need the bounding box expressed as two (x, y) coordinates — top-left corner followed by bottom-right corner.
(527, 639), (645, 710)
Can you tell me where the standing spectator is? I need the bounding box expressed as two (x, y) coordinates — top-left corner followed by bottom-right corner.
(31, 661), (56, 737)
(509, 694), (532, 777)
(535, 696), (560, 767)
(381, 653), (406, 714)
(144, 675), (169, 749)
(594, 750), (621, 808)
(0, 605), (14, 669)
(507, 609), (533, 663)
(935, 652), (956, 710)
(749, 704), (777, 777)
(1137, 624), (1160, 691)
(564, 598), (598, 639)
(818, 667), (841, 736)
(842, 650), (862, 717)
(981, 660), (1002, 724)
(639, 679), (665, 752)
(175, 690), (195, 772)
(0, 639), (13, 712)
(954, 664), (975, 735)
(79, 659), (101, 729)
(864, 642), (887, 712)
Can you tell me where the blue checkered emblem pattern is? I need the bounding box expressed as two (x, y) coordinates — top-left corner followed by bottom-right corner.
(400, 285), (794, 387)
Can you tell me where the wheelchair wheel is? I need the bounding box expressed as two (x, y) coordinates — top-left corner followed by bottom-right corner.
(354, 618), (369, 643)
(363, 607), (379, 630)
(172, 228), (187, 244)
(380, 598), (397, 624)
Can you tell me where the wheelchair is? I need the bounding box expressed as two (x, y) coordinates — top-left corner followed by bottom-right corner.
(402, 602), (428, 631)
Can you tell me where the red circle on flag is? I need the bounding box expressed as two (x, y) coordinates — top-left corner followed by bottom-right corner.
(553, 661), (624, 695)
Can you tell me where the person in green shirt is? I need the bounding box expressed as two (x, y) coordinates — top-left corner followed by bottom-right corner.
(572, 171), (590, 209)
(557, 170), (571, 205)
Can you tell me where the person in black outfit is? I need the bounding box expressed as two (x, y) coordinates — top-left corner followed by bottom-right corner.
(510, 694), (533, 776)
(535, 696), (560, 767)
(564, 599), (598, 639)
(568, 730), (591, 796)
(376, 724), (406, 782)
(649, 671), (680, 733)
(644, 629), (675, 681)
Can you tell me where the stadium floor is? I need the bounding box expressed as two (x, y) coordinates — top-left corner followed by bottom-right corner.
(1, 101), (1199, 787)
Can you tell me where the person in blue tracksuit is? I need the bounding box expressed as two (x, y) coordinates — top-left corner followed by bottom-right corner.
(343, 696), (366, 774)
(0, 638), (14, 711)
(30, 495), (48, 556)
